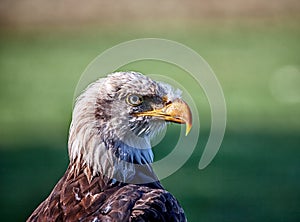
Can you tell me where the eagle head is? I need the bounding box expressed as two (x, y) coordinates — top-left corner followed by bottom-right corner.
(68, 71), (192, 183)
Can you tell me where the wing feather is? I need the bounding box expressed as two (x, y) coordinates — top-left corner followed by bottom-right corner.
(130, 187), (186, 222)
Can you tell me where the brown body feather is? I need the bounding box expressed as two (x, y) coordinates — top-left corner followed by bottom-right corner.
(27, 163), (187, 222)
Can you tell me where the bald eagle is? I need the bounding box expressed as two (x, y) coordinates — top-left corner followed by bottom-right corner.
(27, 72), (192, 222)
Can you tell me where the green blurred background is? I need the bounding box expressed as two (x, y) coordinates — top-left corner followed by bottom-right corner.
(0, 1), (300, 221)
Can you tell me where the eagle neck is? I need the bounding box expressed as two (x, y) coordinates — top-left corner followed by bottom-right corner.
(100, 138), (158, 184)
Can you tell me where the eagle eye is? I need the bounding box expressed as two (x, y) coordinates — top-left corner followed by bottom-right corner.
(126, 94), (143, 106)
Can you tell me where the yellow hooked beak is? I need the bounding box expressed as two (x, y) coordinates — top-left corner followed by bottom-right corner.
(135, 99), (192, 136)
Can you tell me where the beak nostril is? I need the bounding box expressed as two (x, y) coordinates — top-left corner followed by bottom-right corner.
(165, 101), (172, 106)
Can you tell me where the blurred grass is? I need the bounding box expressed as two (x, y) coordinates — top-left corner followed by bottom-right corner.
(0, 20), (300, 221)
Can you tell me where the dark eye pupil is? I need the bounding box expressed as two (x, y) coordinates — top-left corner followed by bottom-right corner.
(131, 96), (139, 103)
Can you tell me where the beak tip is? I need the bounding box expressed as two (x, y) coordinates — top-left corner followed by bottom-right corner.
(185, 123), (192, 136)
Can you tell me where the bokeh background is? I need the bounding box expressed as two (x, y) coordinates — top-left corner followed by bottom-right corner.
(1, 1), (300, 221)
